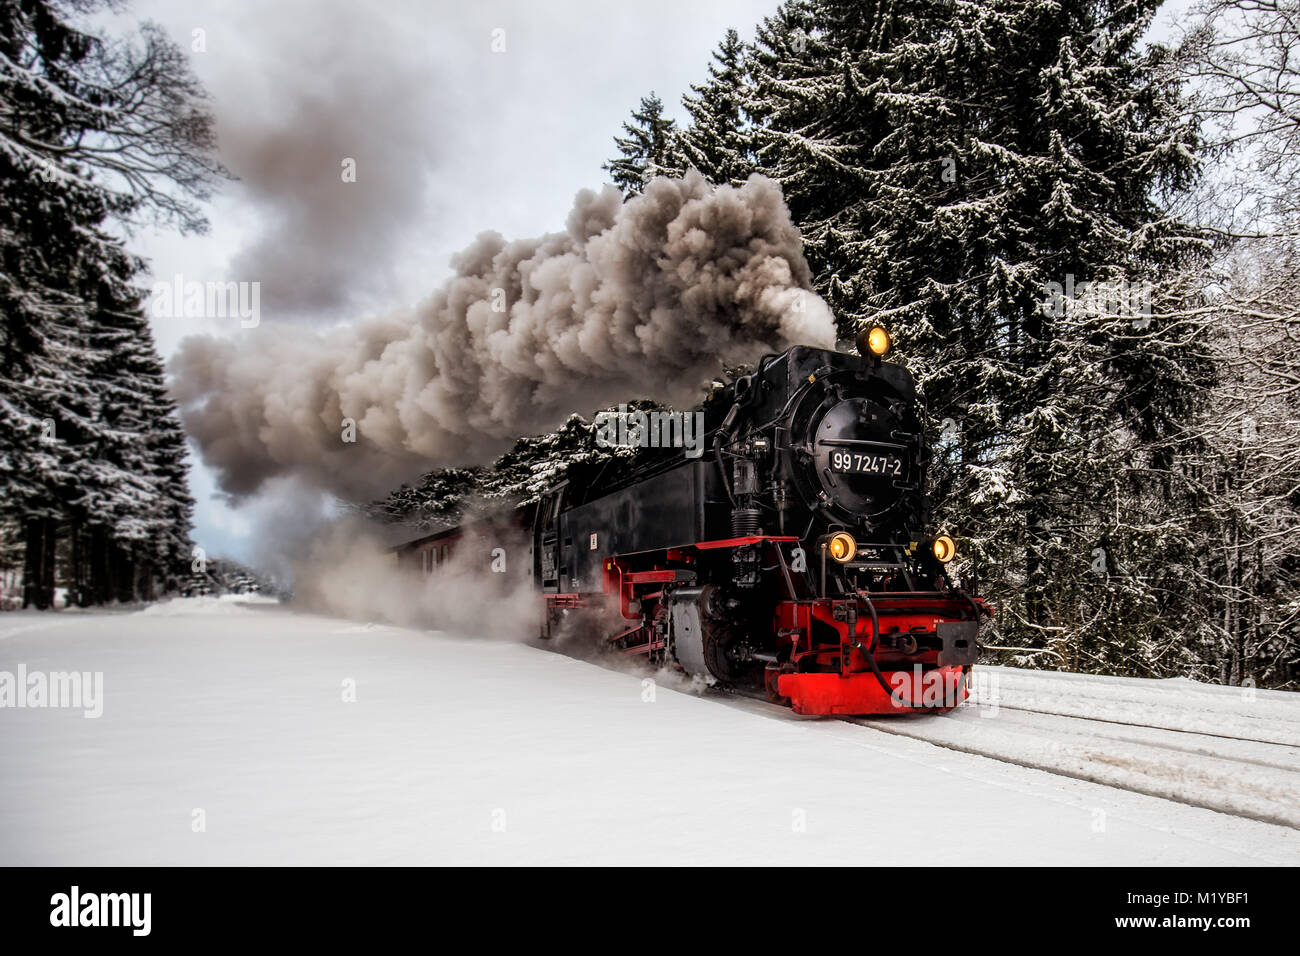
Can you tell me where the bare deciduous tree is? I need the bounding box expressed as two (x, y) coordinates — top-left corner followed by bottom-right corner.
(0, 6), (228, 232)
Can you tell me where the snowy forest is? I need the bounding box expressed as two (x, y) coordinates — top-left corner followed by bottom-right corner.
(2, 0), (1298, 690)
(0, 0), (223, 607)
(372, 0), (1300, 689)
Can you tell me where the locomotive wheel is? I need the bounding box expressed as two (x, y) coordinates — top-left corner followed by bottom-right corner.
(703, 622), (766, 690)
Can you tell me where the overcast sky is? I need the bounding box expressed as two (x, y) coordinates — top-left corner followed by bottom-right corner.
(116, 0), (1191, 564)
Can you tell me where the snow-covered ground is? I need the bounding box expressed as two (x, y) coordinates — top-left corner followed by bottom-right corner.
(1, 598), (1298, 865)
(861, 666), (1300, 828)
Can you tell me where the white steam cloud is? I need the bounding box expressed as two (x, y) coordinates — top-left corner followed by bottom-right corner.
(171, 172), (834, 500)
(292, 519), (538, 637)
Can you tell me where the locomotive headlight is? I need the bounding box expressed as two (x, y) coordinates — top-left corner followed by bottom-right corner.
(866, 326), (891, 356)
(826, 532), (857, 563)
(932, 535), (956, 563)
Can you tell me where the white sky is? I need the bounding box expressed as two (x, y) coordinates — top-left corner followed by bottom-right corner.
(116, 0), (1193, 563)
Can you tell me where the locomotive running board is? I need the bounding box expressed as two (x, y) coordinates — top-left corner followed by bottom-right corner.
(694, 535), (799, 550)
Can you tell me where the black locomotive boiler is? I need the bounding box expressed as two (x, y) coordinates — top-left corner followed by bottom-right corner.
(399, 328), (986, 715)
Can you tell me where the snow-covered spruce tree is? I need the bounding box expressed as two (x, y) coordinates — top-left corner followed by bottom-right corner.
(603, 92), (682, 196)
(0, 1), (221, 606)
(0, 94), (134, 605)
(746, 0), (1215, 674)
(370, 411), (648, 531)
(177, 556), (273, 598)
(83, 291), (196, 604)
(677, 29), (757, 186)
(1, 5), (93, 606)
(366, 467), (488, 532)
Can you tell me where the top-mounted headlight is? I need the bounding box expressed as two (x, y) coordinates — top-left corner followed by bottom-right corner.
(856, 325), (891, 358)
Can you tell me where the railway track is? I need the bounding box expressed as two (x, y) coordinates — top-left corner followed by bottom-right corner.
(991, 702), (1300, 751)
(578, 647), (1300, 830)
(843, 699), (1300, 830)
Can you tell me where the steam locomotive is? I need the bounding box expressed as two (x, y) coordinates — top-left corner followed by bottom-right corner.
(398, 328), (986, 715)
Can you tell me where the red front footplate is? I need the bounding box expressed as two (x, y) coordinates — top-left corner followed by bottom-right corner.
(778, 666), (969, 716)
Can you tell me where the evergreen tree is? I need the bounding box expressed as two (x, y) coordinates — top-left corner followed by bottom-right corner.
(84, 290), (196, 602)
(746, 0), (1214, 670)
(370, 410), (651, 530)
(367, 467), (488, 531)
(603, 92), (681, 196)
(677, 29), (755, 186)
(179, 556), (275, 598)
(0, 0), (220, 606)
